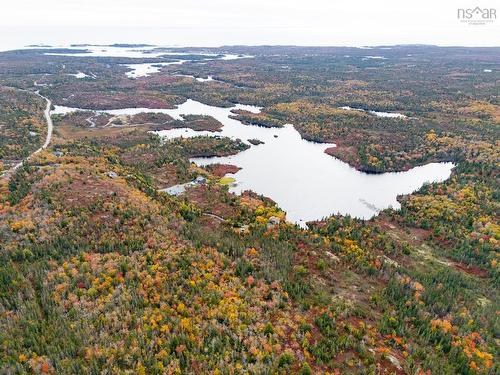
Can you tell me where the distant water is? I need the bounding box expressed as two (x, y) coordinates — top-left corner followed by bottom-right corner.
(0, 26), (330, 51)
(0, 26), (334, 51)
(123, 62), (188, 78)
(0, 27), (195, 52)
(340, 106), (407, 118)
(1, 25), (498, 53)
(36, 45), (253, 78)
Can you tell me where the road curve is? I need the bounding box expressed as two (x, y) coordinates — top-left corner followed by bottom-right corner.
(9, 92), (53, 173)
(36, 94), (53, 151)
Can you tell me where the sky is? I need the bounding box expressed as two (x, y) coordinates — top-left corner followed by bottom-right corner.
(0, 0), (498, 49)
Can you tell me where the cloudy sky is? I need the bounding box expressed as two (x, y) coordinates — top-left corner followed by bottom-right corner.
(0, 0), (498, 48)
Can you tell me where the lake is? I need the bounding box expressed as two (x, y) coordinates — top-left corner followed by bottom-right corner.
(52, 99), (454, 226)
(156, 101), (453, 225)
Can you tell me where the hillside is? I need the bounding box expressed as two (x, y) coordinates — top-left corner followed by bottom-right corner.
(0, 45), (498, 374)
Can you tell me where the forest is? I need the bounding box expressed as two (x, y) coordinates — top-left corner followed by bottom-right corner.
(0, 45), (498, 374)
